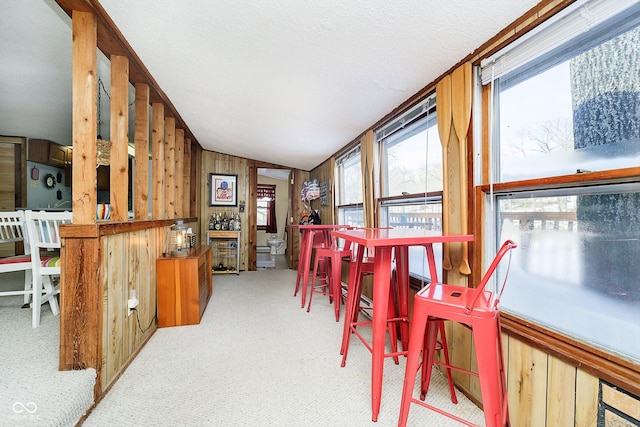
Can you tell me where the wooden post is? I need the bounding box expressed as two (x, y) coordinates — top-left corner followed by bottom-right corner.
(175, 128), (184, 218)
(109, 54), (129, 222)
(164, 117), (176, 219)
(151, 103), (165, 219)
(183, 138), (191, 217)
(134, 83), (150, 220)
(71, 10), (97, 225)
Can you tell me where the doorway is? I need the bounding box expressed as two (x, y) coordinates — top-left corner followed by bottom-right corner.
(256, 168), (291, 270)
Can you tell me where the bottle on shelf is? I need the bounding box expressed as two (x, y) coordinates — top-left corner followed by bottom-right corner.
(214, 213), (221, 230)
(208, 215), (214, 230)
(222, 212), (229, 230)
(229, 213), (235, 231)
(235, 213), (241, 231)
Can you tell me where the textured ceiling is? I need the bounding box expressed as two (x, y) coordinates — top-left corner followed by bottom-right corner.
(1, 0), (541, 170)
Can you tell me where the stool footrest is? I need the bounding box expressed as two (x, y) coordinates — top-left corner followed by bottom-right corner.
(410, 397), (479, 427)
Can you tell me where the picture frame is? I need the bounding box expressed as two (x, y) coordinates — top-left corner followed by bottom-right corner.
(209, 173), (238, 206)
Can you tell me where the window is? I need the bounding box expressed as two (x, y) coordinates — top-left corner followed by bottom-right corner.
(376, 95), (444, 282)
(482, 0), (640, 362)
(336, 146), (364, 227)
(257, 185), (277, 234)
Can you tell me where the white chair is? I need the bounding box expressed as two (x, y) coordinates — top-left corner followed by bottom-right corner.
(0, 211), (33, 306)
(24, 210), (72, 328)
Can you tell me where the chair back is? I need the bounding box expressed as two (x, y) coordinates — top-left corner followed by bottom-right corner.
(24, 210), (72, 274)
(465, 239), (517, 314)
(0, 210), (30, 253)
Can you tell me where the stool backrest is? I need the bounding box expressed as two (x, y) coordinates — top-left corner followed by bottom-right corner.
(465, 239), (517, 314)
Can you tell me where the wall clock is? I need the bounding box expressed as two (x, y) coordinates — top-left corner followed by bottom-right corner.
(44, 173), (56, 189)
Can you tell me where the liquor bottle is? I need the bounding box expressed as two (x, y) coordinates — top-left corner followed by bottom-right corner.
(235, 213), (241, 231)
(214, 213), (221, 230)
(229, 213), (235, 231)
(222, 212), (229, 230)
(208, 214), (214, 230)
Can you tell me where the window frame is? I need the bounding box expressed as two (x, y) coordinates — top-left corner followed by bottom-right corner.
(257, 184), (277, 232)
(477, 0), (640, 395)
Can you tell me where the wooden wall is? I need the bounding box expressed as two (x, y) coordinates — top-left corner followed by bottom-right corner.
(200, 151), (249, 271)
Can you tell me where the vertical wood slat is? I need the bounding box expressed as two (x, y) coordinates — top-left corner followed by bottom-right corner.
(71, 10), (97, 225)
(175, 129), (184, 218)
(507, 336), (548, 426)
(134, 83), (150, 220)
(109, 55), (129, 222)
(575, 369), (599, 427)
(546, 356), (576, 427)
(164, 117), (176, 219)
(183, 138), (191, 217)
(151, 103), (165, 219)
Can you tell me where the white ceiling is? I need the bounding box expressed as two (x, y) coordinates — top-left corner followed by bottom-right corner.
(1, 0), (541, 170)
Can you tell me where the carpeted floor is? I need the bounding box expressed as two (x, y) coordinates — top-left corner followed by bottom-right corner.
(83, 269), (484, 426)
(0, 271), (95, 427)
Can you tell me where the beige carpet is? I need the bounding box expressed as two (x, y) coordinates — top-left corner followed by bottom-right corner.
(83, 269), (484, 426)
(0, 271), (95, 427)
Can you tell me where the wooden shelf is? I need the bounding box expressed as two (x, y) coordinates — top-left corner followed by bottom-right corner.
(207, 230), (240, 274)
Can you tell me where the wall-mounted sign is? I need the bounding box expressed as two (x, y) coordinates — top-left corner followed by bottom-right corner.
(319, 180), (330, 206)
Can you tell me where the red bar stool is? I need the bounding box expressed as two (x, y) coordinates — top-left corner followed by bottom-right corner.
(340, 245), (457, 403)
(398, 240), (517, 427)
(307, 227), (353, 321)
(294, 228), (330, 307)
(340, 256), (402, 365)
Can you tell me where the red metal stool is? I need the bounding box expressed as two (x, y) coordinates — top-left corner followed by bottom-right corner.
(294, 228), (330, 307)
(398, 240), (517, 427)
(340, 257), (402, 366)
(306, 227), (353, 321)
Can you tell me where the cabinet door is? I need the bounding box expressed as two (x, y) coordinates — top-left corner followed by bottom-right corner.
(27, 139), (50, 164)
(49, 143), (67, 166)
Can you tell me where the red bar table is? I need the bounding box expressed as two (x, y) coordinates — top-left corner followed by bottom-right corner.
(291, 224), (349, 308)
(332, 227), (474, 422)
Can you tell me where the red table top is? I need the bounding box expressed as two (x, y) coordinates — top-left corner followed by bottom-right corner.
(288, 224), (351, 230)
(332, 228), (474, 247)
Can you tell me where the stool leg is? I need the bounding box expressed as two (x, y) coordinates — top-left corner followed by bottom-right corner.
(341, 246), (364, 357)
(473, 315), (507, 427)
(398, 300), (430, 427)
(438, 321), (458, 404)
(306, 255), (321, 312)
(340, 264), (363, 366)
(330, 254), (342, 321)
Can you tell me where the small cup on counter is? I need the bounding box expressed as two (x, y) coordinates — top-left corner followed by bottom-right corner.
(96, 203), (111, 220)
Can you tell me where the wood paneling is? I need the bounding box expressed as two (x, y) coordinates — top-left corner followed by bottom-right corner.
(309, 157), (334, 225)
(200, 151), (249, 270)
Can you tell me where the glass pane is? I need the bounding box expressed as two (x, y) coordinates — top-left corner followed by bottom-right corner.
(498, 26), (640, 181)
(338, 207), (364, 228)
(496, 185), (640, 362)
(382, 119), (442, 197)
(339, 155), (362, 205)
(382, 202), (443, 282)
(257, 200), (268, 226)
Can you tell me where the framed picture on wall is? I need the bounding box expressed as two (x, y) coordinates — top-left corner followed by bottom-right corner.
(209, 173), (238, 206)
